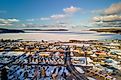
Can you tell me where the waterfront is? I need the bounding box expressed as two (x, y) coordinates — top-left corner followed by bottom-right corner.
(0, 30), (121, 41)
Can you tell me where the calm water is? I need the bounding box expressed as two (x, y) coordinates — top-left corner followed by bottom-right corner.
(0, 31), (121, 41)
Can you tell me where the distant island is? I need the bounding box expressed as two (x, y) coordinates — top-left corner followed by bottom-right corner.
(0, 28), (24, 33)
(23, 29), (68, 31)
(89, 28), (121, 34)
(0, 28), (68, 33)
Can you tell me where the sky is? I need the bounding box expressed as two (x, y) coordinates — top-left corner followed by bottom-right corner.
(0, 0), (121, 28)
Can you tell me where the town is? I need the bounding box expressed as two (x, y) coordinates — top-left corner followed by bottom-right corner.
(0, 39), (121, 80)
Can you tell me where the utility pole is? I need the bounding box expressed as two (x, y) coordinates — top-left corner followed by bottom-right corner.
(85, 51), (88, 65)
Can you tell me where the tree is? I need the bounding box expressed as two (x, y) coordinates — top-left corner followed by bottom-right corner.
(1, 68), (8, 80)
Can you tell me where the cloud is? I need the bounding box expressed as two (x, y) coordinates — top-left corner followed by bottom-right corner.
(40, 14), (69, 21)
(0, 23), (12, 26)
(93, 15), (121, 22)
(93, 16), (102, 22)
(93, 21), (121, 27)
(93, 15), (121, 27)
(40, 17), (50, 20)
(50, 14), (67, 20)
(63, 6), (80, 13)
(104, 2), (121, 15)
(0, 18), (19, 23)
(27, 6), (80, 24)
(40, 6), (80, 21)
(91, 2), (121, 15)
(91, 9), (104, 14)
(26, 19), (35, 21)
(0, 18), (19, 26)
(7, 19), (19, 22)
(92, 2), (121, 27)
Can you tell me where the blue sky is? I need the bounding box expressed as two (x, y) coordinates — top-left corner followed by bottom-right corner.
(0, 0), (121, 28)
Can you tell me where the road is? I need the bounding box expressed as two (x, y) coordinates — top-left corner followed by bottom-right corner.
(65, 48), (88, 80)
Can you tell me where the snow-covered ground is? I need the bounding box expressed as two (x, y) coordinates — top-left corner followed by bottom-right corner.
(0, 31), (109, 41)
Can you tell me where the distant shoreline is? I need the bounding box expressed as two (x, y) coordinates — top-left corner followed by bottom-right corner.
(89, 28), (121, 34)
(0, 28), (24, 33)
(23, 29), (68, 31)
(0, 28), (68, 33)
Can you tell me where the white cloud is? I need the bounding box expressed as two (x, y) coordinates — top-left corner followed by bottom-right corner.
(40, 17), (50, 20)
(26, 19), (35, 21)
(93, 21), (121, 27)
(0, 19), (6, 23)
(7, 19), (19, 22)
(0, 23), (12, 26)
(63, 6), (80, 13)
(91, 9), (104, 14)
(93, 15), (121, 22)
(104, 2), (121, 15)
(50, 14), (67, 20)
(93, 15), (121, 27)
(0, 18), (19, 23)
(92, 2), (121, 15)
(0, 18), (19, 26)
(40, 14), (69, 21)
(93, 16), (102, 22)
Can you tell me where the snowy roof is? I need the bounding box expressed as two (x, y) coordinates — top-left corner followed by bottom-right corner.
(63, 43), (90, 47)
